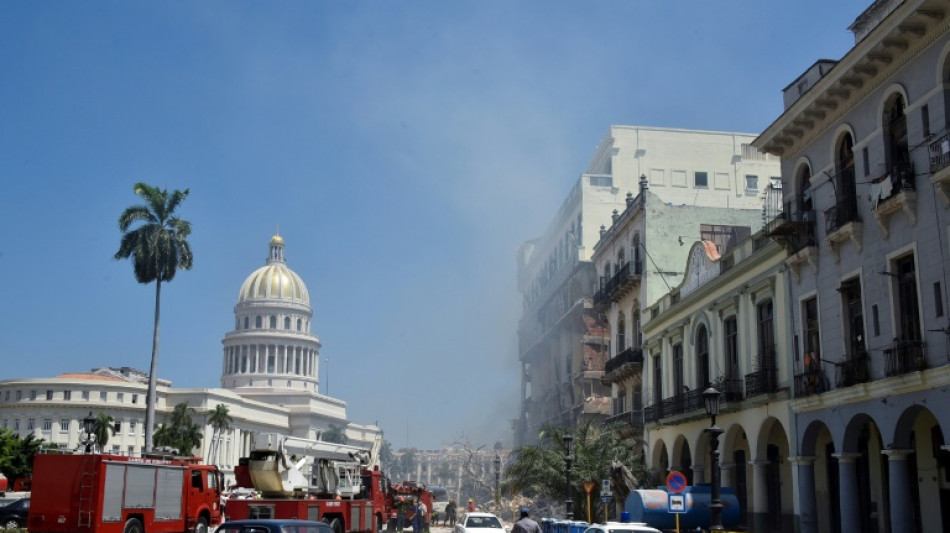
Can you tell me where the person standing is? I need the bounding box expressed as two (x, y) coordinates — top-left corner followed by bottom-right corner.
(467, 498), (475, 513)
(511, 508), (541, 533)
(444, 499), (457, 527)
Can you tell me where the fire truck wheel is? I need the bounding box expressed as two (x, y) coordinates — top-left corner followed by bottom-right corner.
(195, 517), (209, 533)
(329, 518), (343, 533)
(123, 518), (144, 533)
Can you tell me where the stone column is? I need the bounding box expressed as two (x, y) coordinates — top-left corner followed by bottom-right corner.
(749, 459), (770, 532)
(883, 449), (914, 533)
(833, 453), (861, 533)
(691, 464), (705, 485)
(790, 456), (817, 533)
(719, 461), (734, 488)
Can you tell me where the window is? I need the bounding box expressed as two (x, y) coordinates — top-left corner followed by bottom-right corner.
(15, 391), (21, 401)
(803, 297), (822, 374)
(64, 390), (71, 401)
(936, 282), (944, 318)
(129, 420), (137, 435)
(757, 300), (776, 366)
(244, 317), (249, 329)
(695, 171), (708, 188)
(114, 421), (122, 433)
(14, 420), (19, 431)
(884, 93), (910, 176)
(117, 393), (124, 403)
(60, 419), (69, 432)
(46, 390), (53, 400)
(269, 315), (277, 329)
(42, 419), (52, 431)
(922, 104), (931, 139)
(873, 304), (880, 336)
(255, 316), (262, 328)
(839, 279), (865, 362)
(82, 390), (89, 401)
(27, 419), (35, 430)
(695, 325), (710, 389)
(652, 355), (663, 407)
(673, 343), (684, 397)
(100, 391), (107, 402)
(30, 390), (36, 401)
(284, 317), (291, 329)
(132, 394), (138, 404)
(3, 391), (8, 401)
(111, 445), (120, 454)
(616, 312), (626, 353)
(297, 319), (302, 331)
(896, 255), (922, 341)
(128, 446), (135, 456)
(745, 175), (759, 190)
(724, 317), (739, 380)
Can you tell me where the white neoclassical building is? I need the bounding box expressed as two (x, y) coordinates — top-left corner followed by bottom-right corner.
(0, 233), (380, 484)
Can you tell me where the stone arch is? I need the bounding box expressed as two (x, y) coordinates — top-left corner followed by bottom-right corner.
(671, 434), (694, 485)
(841, 412), (879, 453)
(892, 403), (937, 449)
(651, 439), (670, 481)
(801, 418), (834, 457)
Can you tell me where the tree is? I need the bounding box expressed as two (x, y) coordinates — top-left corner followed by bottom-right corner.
(322, 424), (348, 444)
(502, 421), (645, 522)
(115, 183), (193, 452)
(153, 402), (203, 455)
(93, 412), (115, 450)
(0, 429), (44, 482)
(206, 404), (233, 465)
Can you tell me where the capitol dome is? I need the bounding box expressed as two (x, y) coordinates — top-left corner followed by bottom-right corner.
(238, 234), (309, 305)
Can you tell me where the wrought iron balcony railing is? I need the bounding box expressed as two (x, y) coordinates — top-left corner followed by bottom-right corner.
(794, 368), (826, 397)
(824, 198), (860, 234)
(834, 351), (871, 388)
(930, 132), (950, 174)
(744, 349), (778, 398)
(605, 347), (643, 375)
(884, 339), (926, 377)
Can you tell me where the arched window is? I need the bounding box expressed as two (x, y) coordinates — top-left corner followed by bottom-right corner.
(255, 316), (262, 329)
(695, 324), (709, 389)
(269, 315), (277, 329)
(632, 234), (642, 274)
(284, 316), (291, 329)
(296, 318), (302, 331)
(797, 166), (813, 216)
(631, 308), (641, 349)
(884, 93), (911, 187)
(235, 318), (240, 330)
(616, 312), (626, 352)
(834, 133), (858, 227)
(243, 317), (249, 330)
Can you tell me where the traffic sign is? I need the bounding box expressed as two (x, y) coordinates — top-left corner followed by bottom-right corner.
(668, 494), (686, 513)
(583, 482), (595, 494)
(600, 496), (613, 503)
(666, 471), (687, 494)
(602, 478), (611, 493)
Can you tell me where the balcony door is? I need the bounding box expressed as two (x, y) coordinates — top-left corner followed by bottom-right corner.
(724, 317), (739, 382)
(695, 325), (710, 389)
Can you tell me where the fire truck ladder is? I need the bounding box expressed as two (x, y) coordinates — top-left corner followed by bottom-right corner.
(77, 454), (97, 528)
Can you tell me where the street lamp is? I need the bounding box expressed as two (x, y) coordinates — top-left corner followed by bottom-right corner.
(703, 387), (724, 531)
(82, 412), (96, 453)
(563, 434), (574, 520)
(493, 453), (501, 508)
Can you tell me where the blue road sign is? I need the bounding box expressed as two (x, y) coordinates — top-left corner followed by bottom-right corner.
(666, 471), (687, 494)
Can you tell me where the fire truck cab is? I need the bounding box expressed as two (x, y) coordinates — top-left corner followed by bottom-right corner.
(29, 451), (223, 533)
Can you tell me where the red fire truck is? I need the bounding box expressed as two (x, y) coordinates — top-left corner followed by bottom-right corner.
(227, 435), (431, 533)
(28, 451), (223, 533)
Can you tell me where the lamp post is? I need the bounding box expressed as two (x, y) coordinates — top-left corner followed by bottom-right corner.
(703, 387), (724, 531)
(82, 411), (96, 453)
(563, 434), (574, 520)
(493, 453), (501, 508)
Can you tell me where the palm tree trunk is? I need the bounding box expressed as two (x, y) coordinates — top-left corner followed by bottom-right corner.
(145, 279), (162, 452)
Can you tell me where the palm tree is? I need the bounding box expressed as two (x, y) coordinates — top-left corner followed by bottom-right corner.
(153, 403), (204, 456)
(92, 413), (115, 450)
(502, 421), (645, 522)
(115, 183), (193, 452)
(322, 424), (348, 444)
(206, 404), (233, 465)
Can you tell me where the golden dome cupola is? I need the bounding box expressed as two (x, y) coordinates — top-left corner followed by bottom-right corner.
(238, 233), (310, 305)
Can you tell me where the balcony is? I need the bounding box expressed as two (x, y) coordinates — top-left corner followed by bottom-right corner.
(884, 339), (926, 377)
(605, 347), (643, 375)
(794, 368), (827, 398)
(642, 379), (742, 424)
(824, 199), (863, 262)
(744, 369), (777, 398)
(871, 161), (918, 238)
(606, 396), (643, 429)
(834, 351), (871, 388)
(595, 262), (643, 308)
(930, 132), (950, 204)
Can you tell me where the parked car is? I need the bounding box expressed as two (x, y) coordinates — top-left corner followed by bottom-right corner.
(583, 521), (661, 533)
(0, 498), (29, 529)
(216, 520), (333, 533)
(454, 512), (506, 533)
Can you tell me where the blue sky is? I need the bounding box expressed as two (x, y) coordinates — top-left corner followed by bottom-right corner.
(1, 1), (865, 449)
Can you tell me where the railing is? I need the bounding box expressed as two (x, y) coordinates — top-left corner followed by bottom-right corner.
(874, 161), (916, 208)
(606, 396), (643, 428)
(794, 369), (826, 397)
(644, 402), (662, 423)
(745, 366), (778, 397)
(929, 132), (950, 173)
(605, 347), (643, 374)
(766, 202), (816, 253)
(835, 351), (871, 388)
(745, 348), (778, 397)
(824, 197), (860, 234)
(884, 339), (926, 377)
